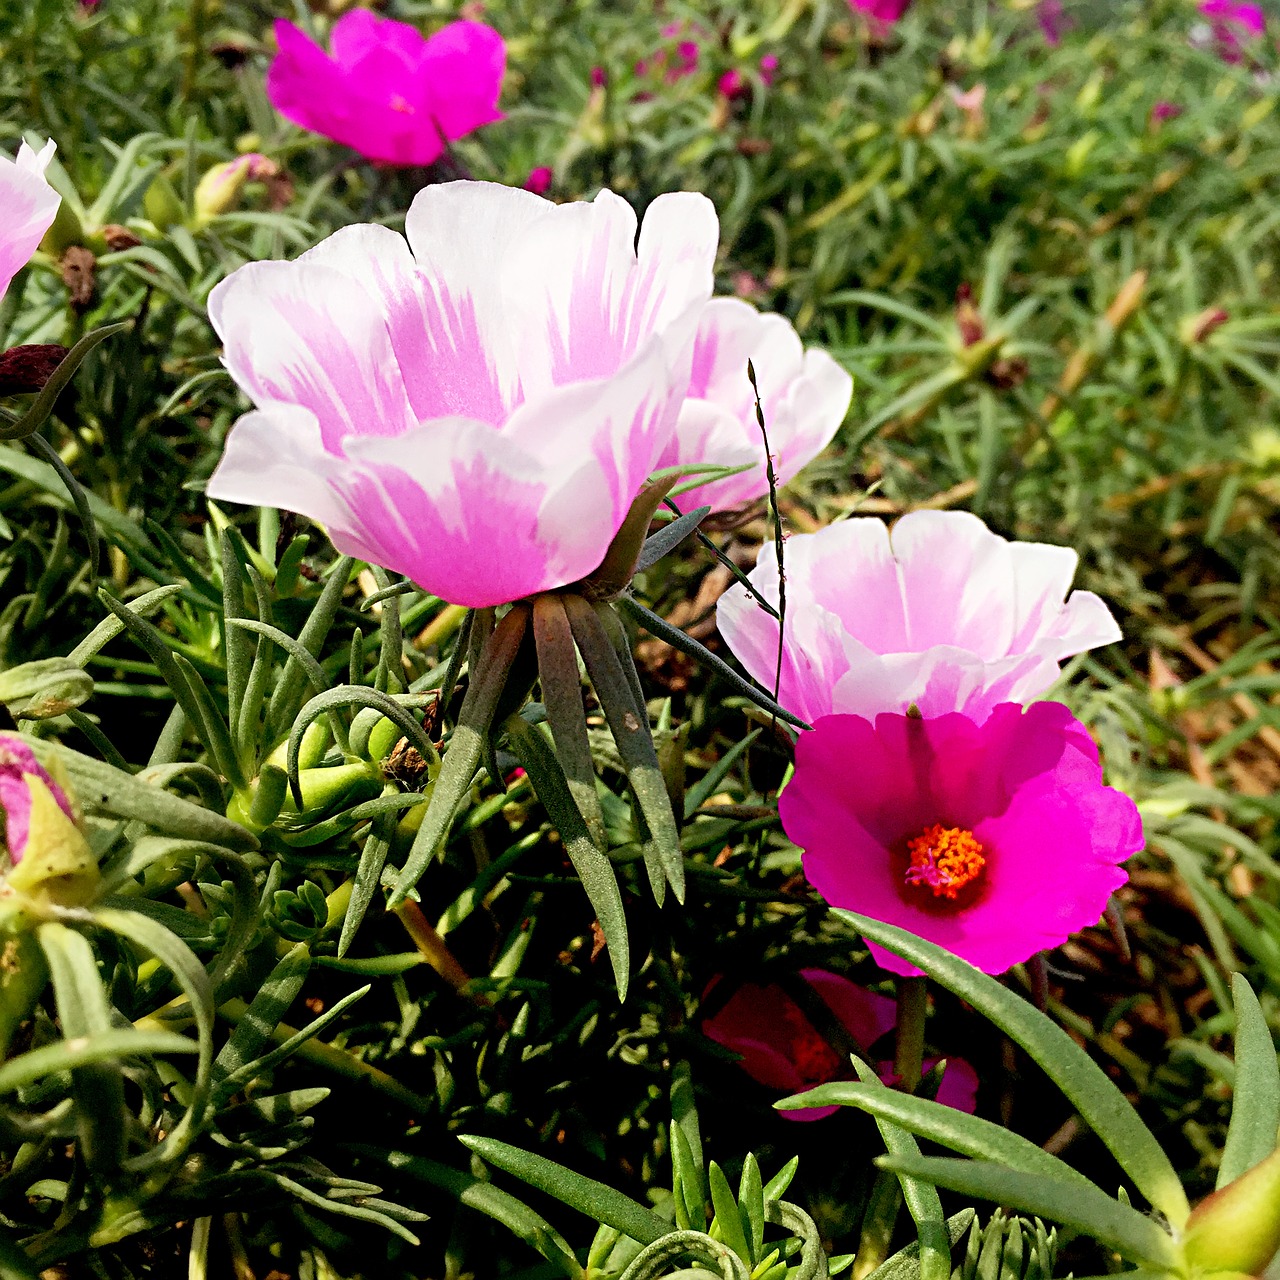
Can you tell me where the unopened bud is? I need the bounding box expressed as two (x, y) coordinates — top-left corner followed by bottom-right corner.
(955, 283), (985, 346)
(1182, 307), (1229, 345)
(1184, 1148), (1280, 1278)
(0, 735), (98, 908)
(194, 154), (280, 224)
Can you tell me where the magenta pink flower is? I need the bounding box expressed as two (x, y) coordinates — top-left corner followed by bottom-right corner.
(1197, 0), (1265, 61)
(718, 69), (748, 100)
(779, 704), (1142, 976)
(849, 0), (911, 23)
(1, 735), (75, 867)
(717, 512), (1120, 724)
(760, 54), (779, 86)
(266, 11), (505, 167)
(1151, 101), (1184, 125)
(703, 968), (979, 1120)
(523, 166), (552, 195)
(0, 140), (60, 306)
(658, 298), (852, 514)
(206, 182), (717, 608)
(1036, 0), (1070, 47)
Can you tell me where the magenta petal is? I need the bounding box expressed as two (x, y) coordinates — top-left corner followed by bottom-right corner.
(780, 705), (1143, 975)
(267, 16), (504, 166)
(0, 733), (75, 865)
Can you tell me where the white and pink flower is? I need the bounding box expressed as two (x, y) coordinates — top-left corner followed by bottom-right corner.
(206, 181), (718, 607)
(717, 511), (1120, 724)
(0, 139), (60, 306)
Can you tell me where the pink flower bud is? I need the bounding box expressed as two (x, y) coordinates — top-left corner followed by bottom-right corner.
(523, 166), (553, 195)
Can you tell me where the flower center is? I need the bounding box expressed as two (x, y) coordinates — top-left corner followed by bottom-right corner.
(389, 94), (415, 115)
(904, 824), (985, 899)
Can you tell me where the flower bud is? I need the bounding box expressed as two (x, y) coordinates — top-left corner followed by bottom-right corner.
(0, 735), (98, 909)
(193, 154), (279, 225)
(1184, 1148), (1280, 1278)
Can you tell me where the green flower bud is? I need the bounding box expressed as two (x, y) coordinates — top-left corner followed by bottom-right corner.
(1184, 1148), (1280, 1278)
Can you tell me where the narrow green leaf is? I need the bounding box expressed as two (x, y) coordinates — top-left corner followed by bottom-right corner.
(214, 943), (311, 1085)
(837, 911), (1191, 1227)
(739, 1153), (764, 1262)
(636, 504), (712, 572)
(36, 923), (126, 1175)
(1219, 972), (1280, 1188)
(851, 1062), (949, 1280)
(564, 594), (684, 904)
(389, 604), (532, 907)
(93, 906), (215, 1173)
(776, 1080), (1095, 1189)
(709, 1162), (751, 1262)
(460, 1135), (666, 1246)
(0, 1030), (198, 1095)
(762, 1155), (799, 1203)
(358, 1149), (584, 1279)
(19, 736), (257, 850)
(502, 714), (629, 999)
(265, 556), (354, 742)
(865, 1212), (976, 1280)
(533, 593), (606, 849)
(875, 1157), (1178, 1268)
(338, 813), (394, 959)
(670, 1118), (705, 1231)
(0, 321), (128, 442)
(616, 596), (810, 731)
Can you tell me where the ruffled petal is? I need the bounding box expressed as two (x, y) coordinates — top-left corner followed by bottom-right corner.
(421, 21), (507, 139)
(208, 246), (417, 453)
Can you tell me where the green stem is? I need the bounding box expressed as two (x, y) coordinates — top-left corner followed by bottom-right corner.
(894, 976), (928, 1096)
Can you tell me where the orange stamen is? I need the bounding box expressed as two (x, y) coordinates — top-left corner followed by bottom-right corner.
(904, 824), (985, 899)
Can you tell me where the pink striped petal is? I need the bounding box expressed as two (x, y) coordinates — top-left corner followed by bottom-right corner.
(0, 140), (60, 305)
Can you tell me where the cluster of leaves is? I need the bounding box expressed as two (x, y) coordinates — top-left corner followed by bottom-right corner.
(0, 0), (1277, 1277)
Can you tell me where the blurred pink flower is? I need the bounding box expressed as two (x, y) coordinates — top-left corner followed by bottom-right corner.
(1151, 101), (1183, 125)
(658, 298), (852, 513)
(206, 181), (717, 608)
(523, 165), (552, 194)
(0, 139), (59, 306)
(778, 704), (1143, 976)
(703, 968), (979, 1120)
(1036, 0), (1070, 47)
(849, 0), (911, 22)
(718, 69), (747, 100)
(1198, 0), (1265, 61)
(0, 735), (75, 867)
(760, 53), (779, 85)
(716, 512), (1120, 725)
(590, 66), (607, 88)
(267, 11), (505, 166)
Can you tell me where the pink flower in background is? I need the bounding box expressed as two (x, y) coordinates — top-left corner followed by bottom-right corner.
(778, 705), (1143, 976)
(0, 139), (60, 306)
(659, 298), (852, 514)
(206, 181), (717, 608)
(760, 54), (779, 85)
(523, 165), (553, 194)
(716, 512), (1120, 725)
(1151, 101), (1184, 125)
(718, 69), (748, 100)
(0, 736), (75, 867)
(1197, 0), (1265, 61)
(848, 0), (911, 23)
(1036, 0), (1070, 47)
(703, 968), (979, 1120)
(267, 11), (505, 166)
